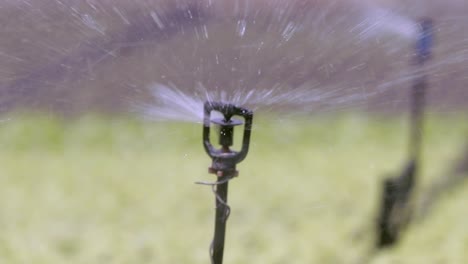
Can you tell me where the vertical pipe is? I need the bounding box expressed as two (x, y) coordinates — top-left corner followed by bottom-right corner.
(211, 178), (229, 264)
(409, 19), (432, 162)
(409, 75), (426, 163)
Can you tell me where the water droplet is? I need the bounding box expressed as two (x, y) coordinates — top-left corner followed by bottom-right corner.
(150, 11), (165, 29)
(203, 24), (209, 39)
(237, 20), (247, 37)
(282, 22), (297, 41)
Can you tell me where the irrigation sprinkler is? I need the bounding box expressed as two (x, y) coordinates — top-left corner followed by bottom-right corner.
(200, 101), (253, 264)
(376, 18), (434, 248)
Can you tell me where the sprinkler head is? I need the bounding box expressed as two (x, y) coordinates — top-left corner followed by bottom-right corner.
(203, 101), (253, 176)
(415, 18), (433, 63)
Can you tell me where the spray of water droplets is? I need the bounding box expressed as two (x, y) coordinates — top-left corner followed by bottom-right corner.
(136, 0), (422, 122)
(1, 0), (467, 117)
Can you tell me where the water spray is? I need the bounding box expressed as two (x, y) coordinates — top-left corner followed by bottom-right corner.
(199, 101), (253, 264)
(376, 18), (434, 248)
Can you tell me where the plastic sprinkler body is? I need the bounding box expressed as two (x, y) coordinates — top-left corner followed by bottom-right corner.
(203, 101), (253, 177)
(202, 101), (253, 264)
(415, 18), (433, 64)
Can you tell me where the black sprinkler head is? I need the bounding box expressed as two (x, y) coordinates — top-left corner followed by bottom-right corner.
(415, 18), (434, 63)
(203, 101), (253, 176)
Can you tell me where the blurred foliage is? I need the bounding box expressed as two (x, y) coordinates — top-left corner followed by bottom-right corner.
(0, 113), (466, 263)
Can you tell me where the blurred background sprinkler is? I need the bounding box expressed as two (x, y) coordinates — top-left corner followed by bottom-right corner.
(376, 18), (434, 248)
(198, 101), (253, 264)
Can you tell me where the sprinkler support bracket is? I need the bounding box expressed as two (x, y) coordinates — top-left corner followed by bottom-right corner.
(202, 101), (253, 264)
(203, 101), (253, 175)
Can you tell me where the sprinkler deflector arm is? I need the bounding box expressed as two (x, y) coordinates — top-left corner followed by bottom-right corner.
(203, 102), (253, 172)
(203, 101), (253, 264)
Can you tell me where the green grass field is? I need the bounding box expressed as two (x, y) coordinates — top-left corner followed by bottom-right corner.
(0, 113), (466, 263)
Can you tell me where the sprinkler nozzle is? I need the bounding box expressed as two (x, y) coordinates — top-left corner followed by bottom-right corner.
(211, 117), (243, 147)
(203, 101), (253, 176)
(415, 18), (433, 63)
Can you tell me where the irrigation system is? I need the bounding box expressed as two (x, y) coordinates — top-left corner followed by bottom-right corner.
(376, 18), (434, 248)
(201, 101), (253, 264)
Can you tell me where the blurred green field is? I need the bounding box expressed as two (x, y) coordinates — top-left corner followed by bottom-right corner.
(0, 113), (466, 263)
